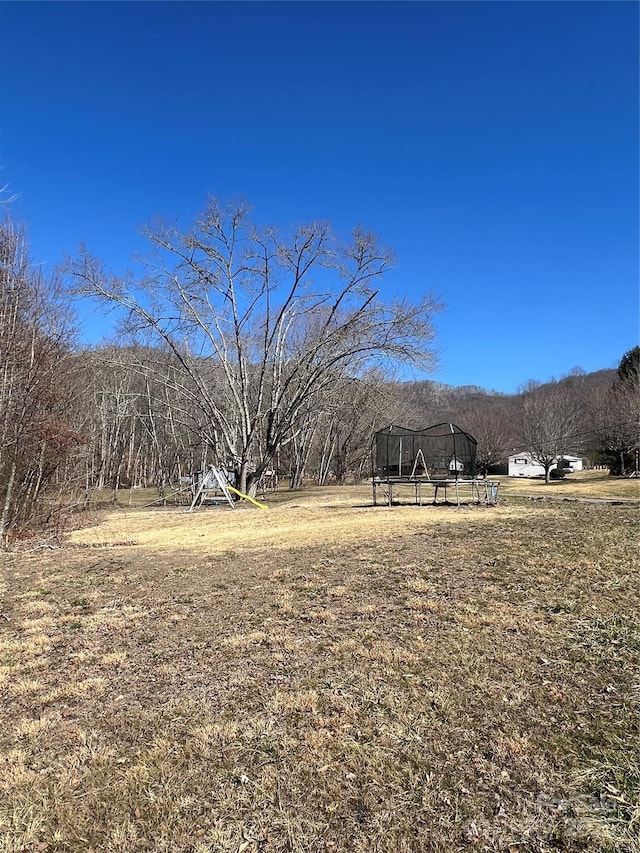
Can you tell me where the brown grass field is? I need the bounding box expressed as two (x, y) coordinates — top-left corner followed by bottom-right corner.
(1, 472), (639, 852)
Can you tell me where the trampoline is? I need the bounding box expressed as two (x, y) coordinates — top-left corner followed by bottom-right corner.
(372, 423), (499, 506)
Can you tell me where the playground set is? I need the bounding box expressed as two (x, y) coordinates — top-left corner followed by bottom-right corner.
(187, 468), (268, 511)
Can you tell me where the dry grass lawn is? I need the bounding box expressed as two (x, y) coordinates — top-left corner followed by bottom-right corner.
(496, 471), (640, 501)
(1, 482), (638, 852)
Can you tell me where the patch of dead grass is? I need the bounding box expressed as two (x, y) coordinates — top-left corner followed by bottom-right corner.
(0, 492), (638, 852)
(497, 469), (640, 500)
(66, 485), (530, 555)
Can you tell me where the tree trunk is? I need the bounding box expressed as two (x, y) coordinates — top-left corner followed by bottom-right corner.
(238, 460), (250, 496)
(0, 458), (17, 544)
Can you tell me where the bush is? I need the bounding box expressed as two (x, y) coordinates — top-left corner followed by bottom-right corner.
(549, 467), (566, 480)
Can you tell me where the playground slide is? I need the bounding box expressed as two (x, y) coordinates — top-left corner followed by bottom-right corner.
(226, 485), (268, 510)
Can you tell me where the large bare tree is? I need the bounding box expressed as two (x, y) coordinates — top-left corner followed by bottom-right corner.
(69, 200), (440, 494)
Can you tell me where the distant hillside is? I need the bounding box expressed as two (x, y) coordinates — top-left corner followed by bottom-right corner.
(389, 367), (618, 456)
(398, 367), (615, 411)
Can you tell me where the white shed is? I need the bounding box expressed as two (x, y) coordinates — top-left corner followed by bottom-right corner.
(508, 453), (583, 478)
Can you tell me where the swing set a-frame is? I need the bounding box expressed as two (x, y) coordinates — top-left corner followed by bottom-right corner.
(187, 467), (268, 512)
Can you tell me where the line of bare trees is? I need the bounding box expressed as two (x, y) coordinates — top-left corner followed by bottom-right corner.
(0, 199), (637, 542)
(0, 221), (80, 541)
(59, 347), (634, 503)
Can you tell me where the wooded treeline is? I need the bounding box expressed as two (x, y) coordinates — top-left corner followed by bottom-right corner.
(1, 206), (638, 541)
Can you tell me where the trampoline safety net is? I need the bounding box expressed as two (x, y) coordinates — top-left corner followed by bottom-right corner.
(374, 423), (477, 480)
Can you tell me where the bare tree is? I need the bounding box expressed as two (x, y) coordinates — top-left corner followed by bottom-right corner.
(63, 345), (207, 504)
(518, 380), (583, 483)
(0, 219), (78, 540)
(281, 372), (395, 489)
(591, 390), (639, 475)
(313, 373), (398, 485)
(590, 348), (640, 476)
(463, 406), (514, 476)
(68, 200), (440, 494)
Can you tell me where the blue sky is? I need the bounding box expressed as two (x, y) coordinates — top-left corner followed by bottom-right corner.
(1, 1), (638, 392)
